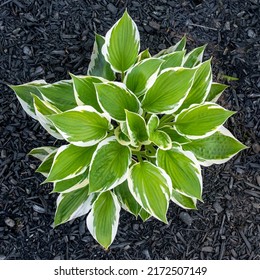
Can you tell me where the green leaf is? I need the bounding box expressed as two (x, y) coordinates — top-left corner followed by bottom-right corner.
(128, 161), (171, 223)
(160, 126), (191, 144)
(70, 74), (104, 112)
(9, 80), (47, 119)
(39, 80), (77, 111)
(125, 110), (149, 147)
(114, 180), (141, 216)
(45, 144), (96, 182)
(154, 35), (186, 57)
(102, 11), (140, 72)
(137, 48), (151, 62)
(87, 33), (116, 80)
(28, 146), (57, 161)
(175, 102), (235, 139)
(206, 82), (228, 102)
(36, 149), (57, 177)
(138, 208), (151, 221)
(95, 82), (141, 121)
(53, 173), (89, 193)
(159, 51), (186, 71)
(87, 191), (121, 249)
(147, 115), (172, 150)
(89, 137), (131, 193)
(141, 67), (196, 114)
(32, 95), (63, 139)
(54, 185), (96, 226)
(182, 126), (247, 166)
(157, 147), (202, 199)
(171, 189), (197, 210)
(114, 126), (130, 146)
(124, 58), (162, 96)
(48, 106), (112, 147)
(183, 45), (206, 68)
(178, 59), (212, 110)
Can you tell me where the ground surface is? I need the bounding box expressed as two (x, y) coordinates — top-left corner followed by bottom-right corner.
(0, 0), (259, 260)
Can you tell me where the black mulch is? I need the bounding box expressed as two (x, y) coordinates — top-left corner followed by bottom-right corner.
(0, 0), (259, 260)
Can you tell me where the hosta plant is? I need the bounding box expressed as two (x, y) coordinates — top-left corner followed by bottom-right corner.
(10, 11), (246, 249)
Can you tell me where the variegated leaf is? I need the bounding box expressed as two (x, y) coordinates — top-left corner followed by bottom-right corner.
(87, 191), (121, 249)
(175, 102), (235, 139)
(157, 146), (203, 200)
(89, 137), (131, 193)
(87, 33), (116, 80)
(128, 161), (171, 223)
(54, 185), (96, 226)
(182, 126), (247, 166)
(48, 106), (112, 147)
(45, 144), (96, 182)
(102, 11), (140, 72)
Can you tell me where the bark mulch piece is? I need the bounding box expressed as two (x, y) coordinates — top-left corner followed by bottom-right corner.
(0, 0), (259, 260)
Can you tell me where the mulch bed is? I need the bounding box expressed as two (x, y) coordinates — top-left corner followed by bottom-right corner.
(0, 0), (259, 260)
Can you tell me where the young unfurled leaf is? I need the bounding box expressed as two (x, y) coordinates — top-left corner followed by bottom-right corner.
(32, 95), (63, 139)
(182, 126), (247, 166)
(157, 147), (203, 200)
(48, 106), (112, 147)
(102, 11), (140, 72)
(125, 110), (149, 147)
(95, 82), (140, 121)
(70, 74), (104, 112)
(137, 48), (151, 62)
(128, 161), (171, 223)
(171, 189), (197, 210)
(89, 137), (131, 193)
(154, 35), (186, 57)
(45, 144), (96, 182)
(114, 180), (141, 216)
(159, 51), (186, 71)
(10, 80), (47, 119)
(87, 191), (121, 249)
(178, 59), (212, 110)
(124, 58), (162, 96)
(54, 185), (96, 226)
(141, 67), (196, 114)
(39, 80), (77, 111)
(183, 45), (206, 68)
(175, 102), (235, 139)
(114, 126), (130, 146)
(147, 115), (172, 150)
(206, 82), (228, 102)
(28, 146), (57, 162)
(87, 33), (116, 80)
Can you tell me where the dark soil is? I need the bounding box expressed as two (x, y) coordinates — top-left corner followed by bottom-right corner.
(0, 0), (259, 260)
